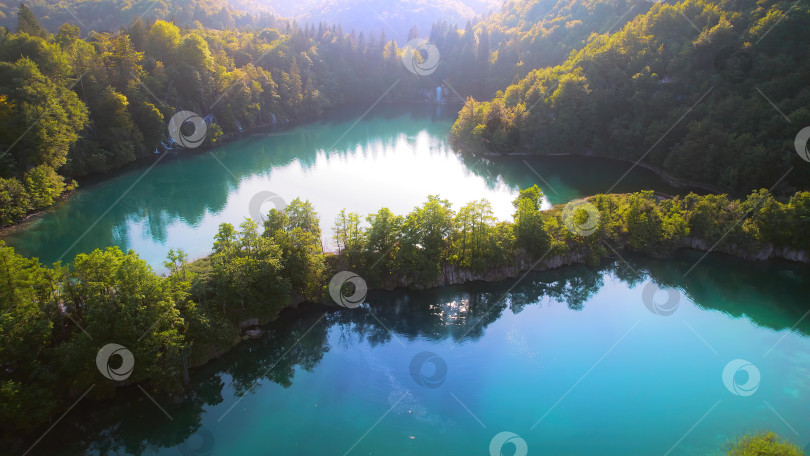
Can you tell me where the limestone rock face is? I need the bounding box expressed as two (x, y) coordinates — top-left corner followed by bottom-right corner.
(680, 238), (809, 263)
(239, 318), (260, 330)
(244, 329), (265, 339)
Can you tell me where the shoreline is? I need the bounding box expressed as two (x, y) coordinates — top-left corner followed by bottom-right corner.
(208, 237), (810, 358)
(172, 238), (810, 371)
(0, 130), (275, 237)
(0, 100), (457, 236)
(2, 104), (723, 238)
(0, 116), (307, 236)
(5, 112), (746, 237)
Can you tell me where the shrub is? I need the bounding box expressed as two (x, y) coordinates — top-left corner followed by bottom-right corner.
(727, 432), (803, 456)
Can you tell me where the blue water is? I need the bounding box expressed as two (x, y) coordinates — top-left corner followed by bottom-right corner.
(31, 253), (810, 455)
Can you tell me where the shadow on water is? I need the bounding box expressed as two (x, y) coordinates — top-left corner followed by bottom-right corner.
(457, 153), (709, 206)
(31, 251), (810, 455)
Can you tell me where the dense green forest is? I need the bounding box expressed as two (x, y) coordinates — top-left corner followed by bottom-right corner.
(424, 0), (653, 101)
(2, 0), (740, 229)
(2, 0), (809, 453)
(3, 186), (810, 440)
(0, 5), (499, 227)
(4, 0), (810, 229)
(451, 0), (648, 92)
(451, 0), (810, 194)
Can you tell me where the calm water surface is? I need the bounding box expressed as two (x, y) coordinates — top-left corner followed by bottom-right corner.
(32, 253), (810, 455)
(2, 104), (686, 270)
(10, 104), (805, 455)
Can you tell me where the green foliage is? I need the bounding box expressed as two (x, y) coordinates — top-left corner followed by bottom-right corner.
(621, 191), (673, 252)
(2, 0), (278, 33)
(329, 188), (810, 289)
(450, 199), (497, 271)
(0, 56), (87, 169)
(398, 195), (455, 284)
(211, 219), (290, 318)
(512, 185), (550, 258)
(3, 187), (810, 436)
(262, 198), (325, 302)
(333, 208), (364, 270)
(0, 240), (57, 432)
(727, 432), (803, 456)
(23, 164), (64, 209)
(362, 207), (403, 285)
(0, 47), (87, 225)
(451, 0), (810, 194)
(0, 226), (306, 434)
(146, 20), (180, 62)
(0, 6), (432, 227)
(16, 3), (45, 38)
(59, 247), (187, 393)
(0, 242), (191, 434)
(0, 176), (30, 225)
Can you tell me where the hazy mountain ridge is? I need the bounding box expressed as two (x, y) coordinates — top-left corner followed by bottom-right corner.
(0, 0), (278, 33)
(269, 0), (502, 32)
(268, 0), (503, 38)
(0, 0), (503, 38)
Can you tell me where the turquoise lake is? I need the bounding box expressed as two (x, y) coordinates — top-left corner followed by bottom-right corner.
(10, 104), (809, 455)
(2, 103), (687, 270)
(30, 252), (810, 455)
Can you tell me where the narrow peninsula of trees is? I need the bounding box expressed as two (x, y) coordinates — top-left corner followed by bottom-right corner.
(3, 187), (809, 441)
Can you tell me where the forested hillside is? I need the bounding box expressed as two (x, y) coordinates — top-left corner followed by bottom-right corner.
(0, 0), (715, 229)
(4, 0), (809, 227)
(3, 1), (810, 452)
(464, 0), (652, 93)
(451, 0), (810, 194)
(419, 0), (650, 103)
(0, 6), (449, 227)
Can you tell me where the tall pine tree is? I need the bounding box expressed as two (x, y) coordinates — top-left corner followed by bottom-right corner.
(16, 3), (46, 38)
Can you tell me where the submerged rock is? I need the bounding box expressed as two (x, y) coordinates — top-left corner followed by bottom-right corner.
(244, 329), (265, 339)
